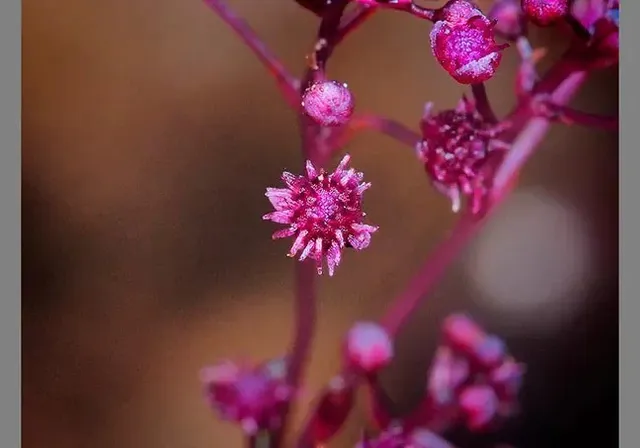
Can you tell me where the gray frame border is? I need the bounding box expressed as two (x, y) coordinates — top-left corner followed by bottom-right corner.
(1, 0), (21, 444)
(620, 2), (634, 447)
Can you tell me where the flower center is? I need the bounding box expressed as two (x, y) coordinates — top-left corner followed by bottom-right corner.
(312, 187), (341, 221)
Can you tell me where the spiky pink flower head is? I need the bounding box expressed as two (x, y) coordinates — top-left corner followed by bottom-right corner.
(430, 0), (508, 84)
(488, 0), (527, 40)
(301, 80), (355, 127)
(356, 427), (454, 448)
(200, 358), (292, 434)
(263, 154), (378, 276)
(344, 321), (393, 374)
(416, 97), (506, 213)
(521, 0), (568, 26)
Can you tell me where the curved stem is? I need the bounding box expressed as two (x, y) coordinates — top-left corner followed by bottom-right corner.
(471, 83), (498, 124)
(336, 4), (378, 44)
(375, 1), (436, 21)
(540, 103), (618, 131)
(380, 213), (482, 337)
(380, 66), (589, 340)
(202, 0), (300, 108)
(313, 0), (351, 73)
(347, 114), (421, 148)
(493, 69), (588, 193)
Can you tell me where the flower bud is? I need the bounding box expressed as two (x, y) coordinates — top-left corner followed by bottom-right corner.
(302, 80), (355, 127)
(521, 0), (569, 26)
(488, 0), (527, 40)
(441, 313), (506, 368)
(459, 385), (499, 431)
(344, 321), (393, 373)
(430, 0), (507, 84)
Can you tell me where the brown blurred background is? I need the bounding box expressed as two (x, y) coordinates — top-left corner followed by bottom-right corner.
(22, 1), (618, 447)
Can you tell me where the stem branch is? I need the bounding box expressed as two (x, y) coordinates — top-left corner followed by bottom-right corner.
(380, 66), (589, 338)
(202, 0), (300, 108)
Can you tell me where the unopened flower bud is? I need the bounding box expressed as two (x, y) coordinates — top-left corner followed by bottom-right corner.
(521, 0), (569, 26)
(345, 321), (393, 373)
(459, 385), (499, 431)
(488, 0), (527, 40)
(430, 0), (508, 84)
(308, 375), (355, 442)
(442, 314), (506, 368)
(302, 80), (355, 127)
(490, 358), (525, 401)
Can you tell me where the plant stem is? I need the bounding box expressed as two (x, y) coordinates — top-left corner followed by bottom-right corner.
(347, 114), (422, 148)
(542, 103), (618, 131)
(336, 4), (377, 44)
(202, 0), (300, 108)
(471, 83), (498, 124)
(380, 212), (482, 337)
(493, 69), (588, 193)
(379, 68), (589, 339)
(278, 3), (352, 445)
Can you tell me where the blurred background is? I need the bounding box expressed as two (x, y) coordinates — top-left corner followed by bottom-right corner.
(22, 0), (618, 447)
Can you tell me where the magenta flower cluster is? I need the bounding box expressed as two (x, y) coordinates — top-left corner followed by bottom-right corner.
(199, 0), (618, 446)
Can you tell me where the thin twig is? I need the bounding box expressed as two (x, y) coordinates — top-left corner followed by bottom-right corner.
(471, 83), (499, 124)
(347, 114), (422, 148)
(202, 0), (300, 108)
(538, 102), (618, 131)
(336, 4), (378, 45)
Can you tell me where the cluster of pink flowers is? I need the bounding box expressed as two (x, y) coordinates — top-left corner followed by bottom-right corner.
(199, 0), (618, 446)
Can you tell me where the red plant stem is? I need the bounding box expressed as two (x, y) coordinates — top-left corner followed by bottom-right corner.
(471, 83), (498, 124)
(380, 212), (482, 336)
(279, 3), (354, 445)
(543, 103), (618, 131)
(201, 0), (300, 108)
(312, 0), (350, 73)
(336, 4), (377, 44)
(493, 69), (588, 193)
(380, 66), (589, 339)
(408, 2), (436, 21)
(363, 374), (396, 429)
(348, 114), (422, 148)
(382, 1), (436, 21)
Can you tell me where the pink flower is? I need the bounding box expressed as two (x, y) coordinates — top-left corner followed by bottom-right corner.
(264, 154), (378, 276)
(430, 0), (508, 84)
(200, 358), (292, 434)
(416, 98), (506, 213)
